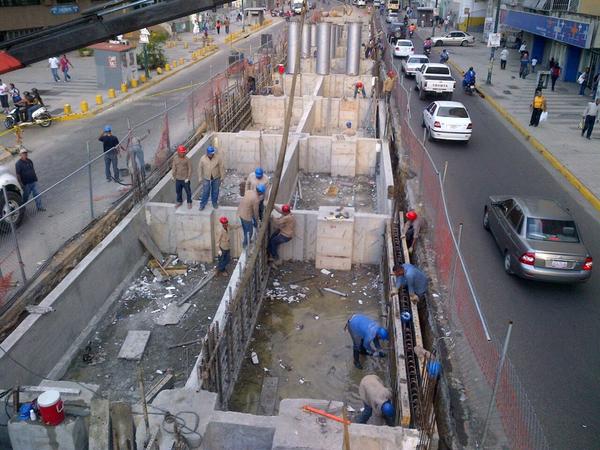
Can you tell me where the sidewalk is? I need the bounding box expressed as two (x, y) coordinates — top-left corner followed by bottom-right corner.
(439, 32), (600, 209)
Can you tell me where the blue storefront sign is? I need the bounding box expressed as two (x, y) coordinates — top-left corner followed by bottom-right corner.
(50, 4), (80, 15)
(502, 10), (594, 49)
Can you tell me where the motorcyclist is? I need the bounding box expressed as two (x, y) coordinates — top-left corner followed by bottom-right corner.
(408, 23), (416, 37)
(15, 91), (33, 123)
(439, 49), (449, 64)
(463, 67), (476, 88)
(31, 88), (45, 107)
(423, 37), (433, 53)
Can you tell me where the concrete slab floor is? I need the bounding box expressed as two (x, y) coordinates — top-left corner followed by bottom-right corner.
(229, 261), (389, 419)
(63, 262), (231, 401)
(220, 169), (273, 207)
(295, 172), (377, 213)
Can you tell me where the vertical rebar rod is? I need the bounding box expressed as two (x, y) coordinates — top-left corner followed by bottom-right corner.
(86, 142), (95, 219)
(3, 186), (26, 283)
(138, 365), (150, 444)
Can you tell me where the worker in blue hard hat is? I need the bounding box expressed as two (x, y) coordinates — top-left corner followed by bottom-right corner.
(98, 124), (121, 182)
(357, 374), (395, 426)
(346, 314), (388, 369)
(246, 167), (270, 220)
(237, 183), (266, 248)
(198, 145), (225, 210)
(343, 120), (356, 137)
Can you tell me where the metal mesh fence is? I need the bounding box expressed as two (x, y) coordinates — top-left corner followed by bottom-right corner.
(375, 13), (550, 450)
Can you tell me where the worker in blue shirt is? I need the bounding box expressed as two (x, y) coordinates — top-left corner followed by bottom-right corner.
(346, 314), (389, 369)
(393, 263), (429, 304)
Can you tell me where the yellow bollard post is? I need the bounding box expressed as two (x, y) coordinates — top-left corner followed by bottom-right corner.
(80, 100), (89, 113)
(171, 60), (177, 68)
(192, 52), (197, 61)
(178, 57), (184, 66)
(95, 94), (103, 105)
(140, 74), (147, 83)
(165, 64), (171, 72)
(157, 67), (163, 75)
(108, 88), (116, 98)
(131, 78), (138, 88)
(184, 42), (189, 49)
(63, 104), (72, 115)
(120, 83), (128, 93)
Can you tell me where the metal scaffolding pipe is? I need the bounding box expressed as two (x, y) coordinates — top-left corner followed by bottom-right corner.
(301, 23), (312, 58)
(288, 20), (301, 73)
(310, 23), (317, 49)
(329, 24), (337, 58)
(346, 22), (361, 75)
(316, 22), (331, 75)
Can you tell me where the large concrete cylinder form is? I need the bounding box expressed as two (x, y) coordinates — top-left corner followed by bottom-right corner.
(316, 22), (331, 75)
(329, 24), (337, 58)
(346, 22), (362, 75)
(287, 21), (301, 74)
(301, 23), (312, 58)
(310, 24), (317, 49)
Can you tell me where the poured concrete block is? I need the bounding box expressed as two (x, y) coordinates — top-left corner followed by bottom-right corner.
(118, 330), (151, 360)
(154, 303), (192, 326)
(202, 422), (275, 450)
(316, 207), (354, 271)
(175, 208), (213, 262)
(258, 376), (279, 415)
(306, 136), (332, 173)
(8, 416), (87, 450)
(331, 140), (356, 177)
(353, 213), (387, 264)
(356, 139), (378, 176)
(145, 202), (177, 254)
(89, 399), (109, 450)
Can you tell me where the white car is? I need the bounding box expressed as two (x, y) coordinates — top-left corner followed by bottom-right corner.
(386, 11), (398, 23)
(401, 54), (429, 76)
(355, 0), (366, 6)
(432, 31), (475, 47)
(422, 101), (472, 142)
(373, 0), (381, 5)
(393, 39), (414, 58)
(0, 166), (24, 230)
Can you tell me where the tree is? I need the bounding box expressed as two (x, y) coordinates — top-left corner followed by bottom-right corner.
(137, 31), (168, 70)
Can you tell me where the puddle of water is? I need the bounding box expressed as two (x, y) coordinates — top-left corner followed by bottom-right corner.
(229, 262), (389, 415)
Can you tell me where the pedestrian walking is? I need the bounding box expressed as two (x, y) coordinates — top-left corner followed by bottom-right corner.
(9, 83), (21, 105)
(550, 63), (560, 91)
(357, 375), (395, 426)
(383, 70), (395, 103)
(192, 20), (200, 36)
(171, 145), (192, 208)
(216, 216), (235, 275)
(530, 56), (538, 73)
(267, 204), (295, 265)
(246, 167), (270, 219)
(592, 73), (599, 99)
(500, 47), (508, 70)
(98, 125), (121, 182)
(48, 56), (60, 82)
(529, 89), (546, 127)
(518, 41), (527, 57)
(198, 145), (224, 210)
(126, 129), (150, 178)
(393, 263), (429, 305)
(343, 121), (356, 137)
(224, 18), (230, 34)
(59, 54), (73, 81)
(548, 57), (555, 70)
(0, 79), (9, 114)
(519, 51), (529, 78)
(578, 68), (589, 96)
(581, 98), (599, 140)
(216, 20), (221, 35)
(15, 149), (45, 211)
(237, 184), (264, 248)
(402, 210), (422, 253)
(353, 80), (366, 99)
(346, 314), (388, 369)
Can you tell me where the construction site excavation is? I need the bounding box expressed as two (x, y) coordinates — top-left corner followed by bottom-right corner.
(0, 11), (440, 450)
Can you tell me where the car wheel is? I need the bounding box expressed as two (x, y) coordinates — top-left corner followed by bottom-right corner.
(503, 251), (513, 275)
(427, 127), (435, 142)
(461, 40), (468, 47)
(435, 40), (442, 47)
(482, 208), (490, 231)
(421, 119), (426, 128)
(4, 117), (15, 130)
(0, 189), (24, 232)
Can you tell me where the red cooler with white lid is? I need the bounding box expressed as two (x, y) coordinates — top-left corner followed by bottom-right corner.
(37, 390), (65, 426)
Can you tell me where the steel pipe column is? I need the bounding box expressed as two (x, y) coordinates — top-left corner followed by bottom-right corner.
(287, 20), (301, 74)
(301, 23), (312, 58)
(316, 22), (331, 75)
(329, 24), (337, 59)
(310, 23), (317, 50)
(346, 22), (361, 75)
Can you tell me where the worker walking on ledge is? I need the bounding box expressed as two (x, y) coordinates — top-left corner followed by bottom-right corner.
(238, 183), (265, 248)
(346, 314), (389, 369)
(216, 216), (235, 275)
(357, 374), (395, 426)
(268, 204), (295, 265)
(198, 145), (225, 210)
(393, 263), (429, 305)
(402, 210), (422, 253)
(246, 167), (270, 220)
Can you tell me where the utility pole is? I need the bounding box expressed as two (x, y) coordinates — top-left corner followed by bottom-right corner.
(486, 0), (502, 85)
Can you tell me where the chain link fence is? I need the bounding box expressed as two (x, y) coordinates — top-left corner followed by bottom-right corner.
(375, 13), (550, 450)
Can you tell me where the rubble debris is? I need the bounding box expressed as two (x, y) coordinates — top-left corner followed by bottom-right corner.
(322, 287), (348, 297)
(25, 305), (54, 315)
(176, 271), (215, 306)
(320, 269), (331, 276)
(154, 303), (192, 326)
(168, 339), (202, 349)
(117, 330), (151, 360)
(251, 351), (260, 365)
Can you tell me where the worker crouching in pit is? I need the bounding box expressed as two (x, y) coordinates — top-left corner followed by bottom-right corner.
(346, 314), (389, 370)
(357, 374), (395, 426)
(267, 203), (295, 266)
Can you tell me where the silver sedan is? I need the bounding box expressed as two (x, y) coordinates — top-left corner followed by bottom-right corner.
(483, 196), (592, 283)
(432, 31), (475, 47)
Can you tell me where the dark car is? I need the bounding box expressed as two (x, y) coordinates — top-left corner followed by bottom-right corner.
(483, 196), (592, 283)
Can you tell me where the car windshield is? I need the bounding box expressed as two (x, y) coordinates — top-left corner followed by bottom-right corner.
(526, 218), (580, 243)
(409, 57), (429, 64)
(426, 67), (450, 75)
(396, 41), (412, 46)
(436, 106), (468, 118)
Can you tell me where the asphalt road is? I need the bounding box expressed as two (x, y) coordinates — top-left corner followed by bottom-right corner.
(394, 38), (600, 449)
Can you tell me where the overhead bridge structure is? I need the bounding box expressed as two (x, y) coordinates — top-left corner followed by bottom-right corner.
(0, 0), (230, 74)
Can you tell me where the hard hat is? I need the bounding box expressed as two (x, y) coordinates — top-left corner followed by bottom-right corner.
(19, 148), (28, 154)
(356, 81), (363, 88)
(207, 146), (216, 155)
(255, 167), (264, 178)
(104, 125), (112, 132)
(381, 401), (395, 418)
(281, 204), (291, 213)
(346, 121), (352, 128)
(406, 210), (417, 221)
(377, 327), (389, 341)
(256, 183), (266, 194)
(387, 70), (395, 78)
(177, 145), (186, 154)
(219, 216), (229, 225)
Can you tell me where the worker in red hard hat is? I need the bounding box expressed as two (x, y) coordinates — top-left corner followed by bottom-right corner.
(353, 80), (366, 99)
(216, 216), (236, 275)
(171, 145), (192, 208)
(402, 210), (422, 254)
(268, 204), (295, 266)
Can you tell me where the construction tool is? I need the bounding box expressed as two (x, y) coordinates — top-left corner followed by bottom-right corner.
(302, 405), (351, 425)
(176, 271), (215, 306)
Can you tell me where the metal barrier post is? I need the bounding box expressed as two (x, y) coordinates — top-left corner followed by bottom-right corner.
(86, 142), (95, 219)
(3, 186), (27, 284)
(191, 81), (196, 130)
(481, 321), (513, 448)
(448, 222), (463, 307)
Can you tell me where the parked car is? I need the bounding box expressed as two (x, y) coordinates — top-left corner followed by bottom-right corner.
(355, 0), (366, 6)
(415, 63), (455, 100)
(432, 31), (475, 47)
(401, 54), (429, 76)
(292, 1), (302, 14)
(373, 0), (381, 6)
(386, 11), (398, 23)
(422, 101), (472, 142)
(483, 196), (592, 282)
(393, 39), (414, 58)
(0, 166), (24, 231)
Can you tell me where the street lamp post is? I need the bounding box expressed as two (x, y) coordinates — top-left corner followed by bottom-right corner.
(485, 0), (502, 85)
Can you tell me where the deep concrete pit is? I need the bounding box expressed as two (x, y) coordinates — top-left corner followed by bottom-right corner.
(294, 171), (377, 212)
(229, 261), (389, 419)
(219, 169), (274, 207)
(64, 261), (230, 401)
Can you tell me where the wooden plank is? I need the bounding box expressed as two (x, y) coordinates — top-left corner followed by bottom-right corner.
(21, 386), (81, 396)
(118, 330), (151, 360)
(110, 402), (135, 450)
(138, 229), (165, 265)
(257, 376), (279, 415)
(145, 371), (175, 403)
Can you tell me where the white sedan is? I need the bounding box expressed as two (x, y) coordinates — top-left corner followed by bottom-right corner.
(422, 101), (472, 142)
(401, 54), (429, 76)
(393, 40), (414, 58)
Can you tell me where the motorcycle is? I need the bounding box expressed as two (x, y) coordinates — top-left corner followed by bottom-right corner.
(463, 81), (476, 95)
(424, 46), (431, 57)
(4, 106), (52, 130)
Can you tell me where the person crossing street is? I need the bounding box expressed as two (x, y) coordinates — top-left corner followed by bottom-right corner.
(15, 149), (45, 212)
(581, 98), (599, 140)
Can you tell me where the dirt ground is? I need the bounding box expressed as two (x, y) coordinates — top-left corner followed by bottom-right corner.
(229, 261), (389, 417)
(294, 172), (377, 212)
(220, 169), (275, 207)
(63, 260), (231, 402)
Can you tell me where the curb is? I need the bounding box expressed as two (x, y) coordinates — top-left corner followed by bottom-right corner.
(447, 59), (600, 212)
